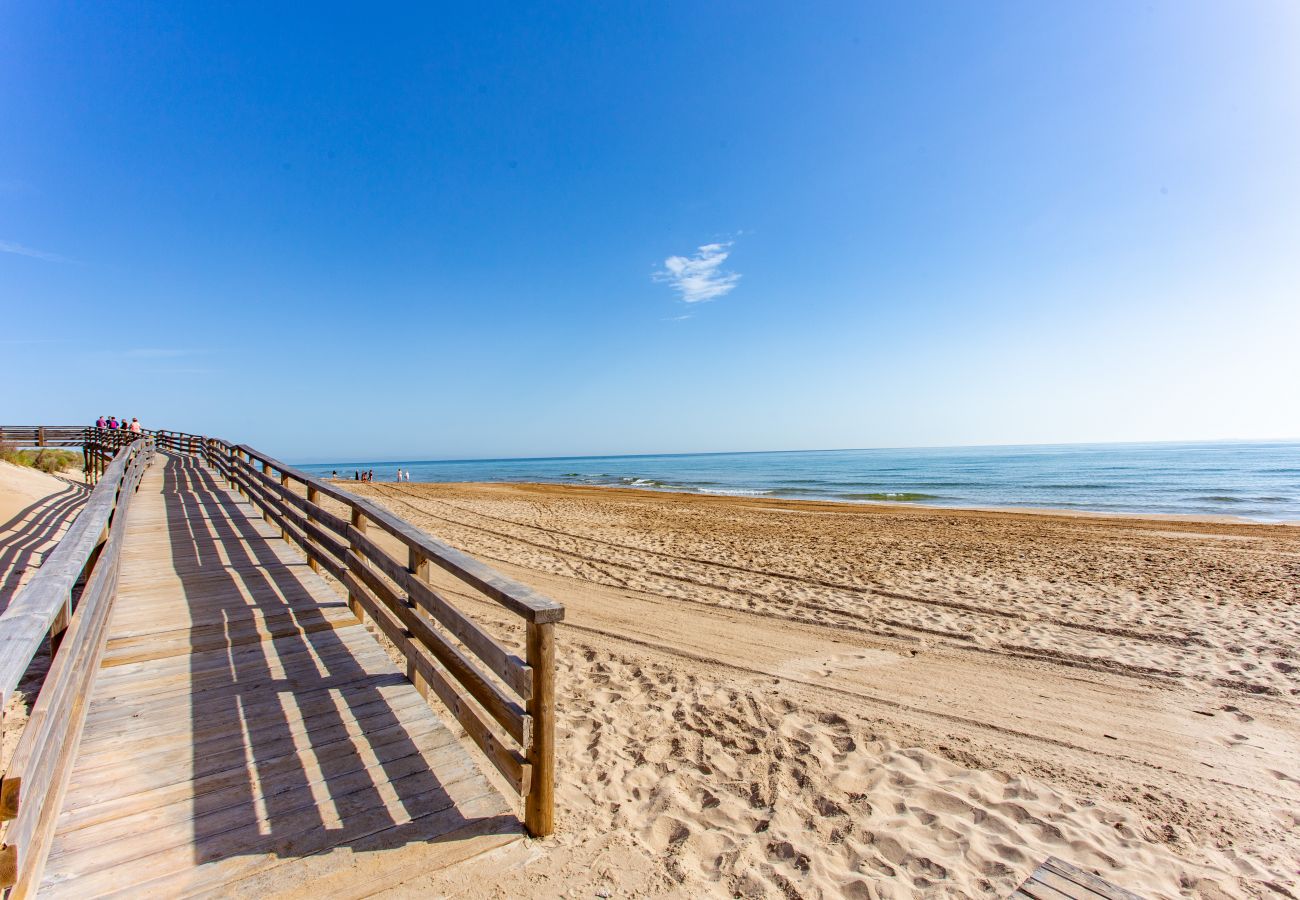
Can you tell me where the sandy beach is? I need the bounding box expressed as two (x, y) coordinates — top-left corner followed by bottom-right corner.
(342, 481), (1300, 899)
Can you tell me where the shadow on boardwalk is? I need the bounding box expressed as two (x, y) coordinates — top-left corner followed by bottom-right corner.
(39, 453), (520, 897)
(0, 482), (90, 612)
(0, 480), (91, 726)
(167, 454), (493, 855)
(164, 455), (518, 873)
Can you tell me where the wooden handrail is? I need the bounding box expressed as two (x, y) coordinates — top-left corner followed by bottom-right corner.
(0, 423), (566, 846)
(164, 429), (563, 836)
(0, 436), (153, 894)
(0, 438), (149, 707)
(232, 444), (564, 623)
(206, 436), (562, 834)
(0, 426), (88, 449)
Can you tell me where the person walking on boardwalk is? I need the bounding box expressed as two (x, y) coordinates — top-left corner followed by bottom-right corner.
(107, 416), (119, 429)
(129, 417), (142, 434)
(96, 415), (107, 429)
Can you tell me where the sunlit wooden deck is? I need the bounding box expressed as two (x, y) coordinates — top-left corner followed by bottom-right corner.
(37, 454), (522, 897)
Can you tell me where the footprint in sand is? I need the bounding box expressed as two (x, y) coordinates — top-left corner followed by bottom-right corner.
(1219, 704), (1254, 723)
(774, 648), (902, 680)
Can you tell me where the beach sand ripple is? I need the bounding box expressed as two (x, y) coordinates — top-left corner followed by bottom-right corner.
(350, 482), (1300, 899)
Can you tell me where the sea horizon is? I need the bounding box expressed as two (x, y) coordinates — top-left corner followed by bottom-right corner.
(297, 439), (1300, 523)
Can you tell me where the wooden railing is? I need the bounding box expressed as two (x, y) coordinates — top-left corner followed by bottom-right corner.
(0, 426), (216, 483)
(197, 436), (565, 837)
(0, 427), (87, 450)
(0, 435), (153, 895)
(0, 423), (565, 860)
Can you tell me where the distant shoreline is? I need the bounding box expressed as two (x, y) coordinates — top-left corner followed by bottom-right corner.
(331, 477), (1299, 528)
(310, 441), (1300, 525)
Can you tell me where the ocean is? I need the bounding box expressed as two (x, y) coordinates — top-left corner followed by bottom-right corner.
(298, 441), (1300, 523)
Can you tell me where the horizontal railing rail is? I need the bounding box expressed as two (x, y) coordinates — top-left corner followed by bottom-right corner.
(194, 435), (563, 836)
(44, 425), (563, 837)
(0, 427), (88, 449)
(0, 420), (564, 872)
(0, 435), (153, 895)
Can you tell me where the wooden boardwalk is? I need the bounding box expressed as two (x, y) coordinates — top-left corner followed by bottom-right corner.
(1012, 856), (1146, 900)
(36, 453), (522, 897)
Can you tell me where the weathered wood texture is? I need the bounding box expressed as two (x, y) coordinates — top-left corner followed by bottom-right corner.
(0, 420), (562, 894)
(1012, 857), (1147, 900)
(31, 453), (521, 897)
(0, 427), (89, 449)
(0, 437), (150, 708)
(200, 435), (563, 835)
(0, 437), (153, 896)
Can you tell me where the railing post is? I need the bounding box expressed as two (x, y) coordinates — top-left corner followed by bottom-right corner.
(278, 471), (290, 541)
(524, 620), (556, 837)
(407, 546), (429, 583)
(347, 508), (366, 623)
(305, 486), (321, 573)
(48, 589), (71, 656)
(260, 462), (273, 523)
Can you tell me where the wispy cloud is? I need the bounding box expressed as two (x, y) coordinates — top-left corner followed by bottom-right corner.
(125, 348), (197, 359)
(655, 241), (740, 304)
(0, 240), (74, 264)
(145, 366), (218, 375)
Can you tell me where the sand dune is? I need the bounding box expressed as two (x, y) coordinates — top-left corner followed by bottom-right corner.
(347, 482), (1298, 896)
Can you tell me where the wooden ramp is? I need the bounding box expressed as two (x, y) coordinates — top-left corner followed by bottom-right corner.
(1012, 857), (1146, 900)
(37, 453), (521, 897)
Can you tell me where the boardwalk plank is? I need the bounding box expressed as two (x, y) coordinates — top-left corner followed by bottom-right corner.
(39, 453), (520, 897)
(57, 707), (452, 835)
(1013, 857), (1147, 900)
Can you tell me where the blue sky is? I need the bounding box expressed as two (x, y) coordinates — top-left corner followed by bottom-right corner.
(3, 2), (1298, 461)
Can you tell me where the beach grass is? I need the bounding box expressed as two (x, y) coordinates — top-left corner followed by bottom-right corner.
(0, 444), (82, 474)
